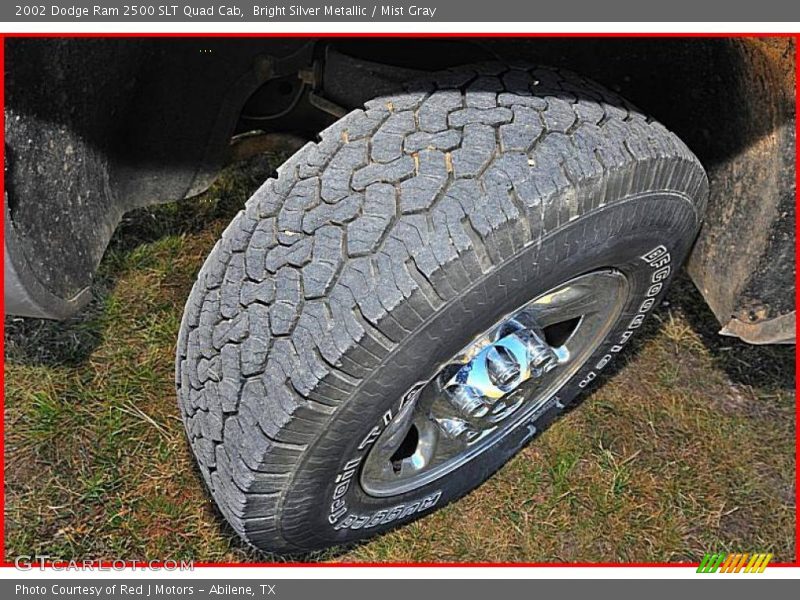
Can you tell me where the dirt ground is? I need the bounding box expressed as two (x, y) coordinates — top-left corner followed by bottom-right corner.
(4, 155), (796, 563)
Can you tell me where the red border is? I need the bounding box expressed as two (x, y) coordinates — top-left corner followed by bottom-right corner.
(1, 31), (6, 567)
(0, 30), (797, 570)
(0, 32), (798, 38)
(794, 31), (799, 570)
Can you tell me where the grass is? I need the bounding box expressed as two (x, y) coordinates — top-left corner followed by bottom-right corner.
(4, 153), (796, 564)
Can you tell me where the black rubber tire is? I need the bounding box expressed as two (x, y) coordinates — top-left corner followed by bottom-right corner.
(176, 63), (708, 555)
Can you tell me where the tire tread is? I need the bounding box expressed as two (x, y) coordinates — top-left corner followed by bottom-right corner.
(176, 63), (708, 553)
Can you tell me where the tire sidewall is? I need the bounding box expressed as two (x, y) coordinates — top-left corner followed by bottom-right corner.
(278, 192), (700, 551)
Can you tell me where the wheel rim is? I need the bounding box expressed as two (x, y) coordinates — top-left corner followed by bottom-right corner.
(359, 269), (630, 497)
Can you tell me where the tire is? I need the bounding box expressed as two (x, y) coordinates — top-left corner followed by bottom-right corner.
(176, 63), (708, 555)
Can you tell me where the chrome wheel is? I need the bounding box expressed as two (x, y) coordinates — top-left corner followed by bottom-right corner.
(360, 269), (629, 497)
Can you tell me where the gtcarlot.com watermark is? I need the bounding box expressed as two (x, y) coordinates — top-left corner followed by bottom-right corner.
(14, 555), (194, 571)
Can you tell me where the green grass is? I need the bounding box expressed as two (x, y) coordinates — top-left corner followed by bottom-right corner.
(4, 154), (795, 564)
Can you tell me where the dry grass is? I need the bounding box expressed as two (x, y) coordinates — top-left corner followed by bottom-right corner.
(4, 155), (796, 564)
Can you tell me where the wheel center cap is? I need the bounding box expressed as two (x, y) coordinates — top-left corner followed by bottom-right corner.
(442, 317), (559, 424)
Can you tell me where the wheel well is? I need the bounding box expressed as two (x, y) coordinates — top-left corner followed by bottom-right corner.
(5, 37), (794, 337)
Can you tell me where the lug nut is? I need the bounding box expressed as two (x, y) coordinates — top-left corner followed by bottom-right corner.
(434, 417), (472, 439)
(486, 345), (521, 389)
(444, 384), (489, 418)
(527, 343), (558, 375)
(491, 401), (508, 414)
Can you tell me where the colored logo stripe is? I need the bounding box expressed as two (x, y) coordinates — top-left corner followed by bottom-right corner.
(697, 553), (772, 573)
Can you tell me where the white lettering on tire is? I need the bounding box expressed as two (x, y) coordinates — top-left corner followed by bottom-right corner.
(578, 245), (671, 389)
(329, 391), (441, 529)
